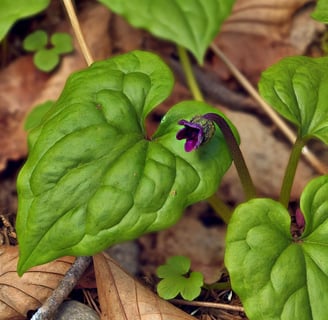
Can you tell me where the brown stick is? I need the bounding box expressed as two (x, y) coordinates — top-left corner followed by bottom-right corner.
(31, 256), (92, 320)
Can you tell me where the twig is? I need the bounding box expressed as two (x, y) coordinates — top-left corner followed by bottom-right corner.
(62, 0), (94, 66)
(170, 298), (244, 313)
(210, 43), (327, 175)
(83, 289), (102, 316)
(31, 256), (92, 320)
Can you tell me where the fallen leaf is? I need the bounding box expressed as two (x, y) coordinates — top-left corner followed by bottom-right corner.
(109, 14), (145, 53)
(0, 246), (75, 320)
(93, 252), (196, 320)
(222, 0), (310, 39)
(214, 0), (324, 83)
(0, 57), (48, 171)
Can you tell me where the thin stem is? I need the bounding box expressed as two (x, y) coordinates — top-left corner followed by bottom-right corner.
(170, 299), (244, 313)
(62, 0), (94, 66)
(203, 280), (231, 291)
(204, 113), (257, 200)
(177, 45), (204, 101)
(207, 194), (232, 223)
(279, 138), (306, 207)
(177, 45), (236, 219)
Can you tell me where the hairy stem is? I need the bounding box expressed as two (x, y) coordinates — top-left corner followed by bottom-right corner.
(204, 113), (257, 200)
(279, 137), (306, 207)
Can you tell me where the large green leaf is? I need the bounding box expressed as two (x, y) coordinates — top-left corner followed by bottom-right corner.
(311, 0), (328, 23)
(17, 51), (235, 275)
(225, 175), (328, 320)
(0, 0), (50, 42)
(258, 56), (328, 144)
(98, 0), (235, 64)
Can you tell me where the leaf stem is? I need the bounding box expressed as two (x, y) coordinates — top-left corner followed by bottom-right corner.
(279, 137), (306, 207)
(207, 194), (232, 223)
(177, 45), (255, 211)
(204, 113), (257, 200)
(203, 280), (231, 291)
(177, 45), (235, 219)
(177, 45), (204, 101)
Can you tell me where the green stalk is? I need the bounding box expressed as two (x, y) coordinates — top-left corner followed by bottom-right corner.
(177, 46), (234, 219)
(177, 45), (256, 209)
(204, 113), (257, 200)
(279, 137), (306, 207)
(177, 45), (204, 101)
(207, 194), (232, 223)
(203, 280), (231, 291)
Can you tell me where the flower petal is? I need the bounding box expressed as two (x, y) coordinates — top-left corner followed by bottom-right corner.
(176, 115), (215, 152)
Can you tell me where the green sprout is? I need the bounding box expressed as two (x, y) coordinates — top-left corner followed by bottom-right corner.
(23, 30), (73, 72)
(156, 256), (204, 301)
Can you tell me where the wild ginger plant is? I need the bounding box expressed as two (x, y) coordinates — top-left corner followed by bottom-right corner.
(14, 0), (328, 319)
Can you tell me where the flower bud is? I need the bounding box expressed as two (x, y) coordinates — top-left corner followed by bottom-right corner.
(176, 115), (215, 152)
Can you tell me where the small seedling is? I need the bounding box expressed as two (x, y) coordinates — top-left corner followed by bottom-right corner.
(156, 256), (204, 301)
(23, 30), (73, 72)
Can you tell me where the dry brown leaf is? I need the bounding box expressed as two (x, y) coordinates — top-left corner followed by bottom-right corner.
(0, 246), (75, 320)
(109, 14), (145, 53)
(0, 3), (112, 171)
(94, 252), (196, 320)
(214, 0), (324, 83)
(222, 0), (310, 38)
(0, 57), (49, 171)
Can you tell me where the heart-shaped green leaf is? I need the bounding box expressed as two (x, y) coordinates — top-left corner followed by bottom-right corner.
(225, 175), (328, 320)
(258, 56), (328, 144)
(17, 51), (235, 275)
(0, 0), (50, 42)
(98, 0), (236, 64)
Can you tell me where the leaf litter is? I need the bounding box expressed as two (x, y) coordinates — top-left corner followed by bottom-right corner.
(0, 0), (326, 319)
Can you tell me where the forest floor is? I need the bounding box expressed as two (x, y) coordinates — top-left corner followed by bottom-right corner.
(0, 0), (327, 319)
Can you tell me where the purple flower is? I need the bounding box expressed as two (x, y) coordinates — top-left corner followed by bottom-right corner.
(176, 115), (215, 152)
(295, 208), (305, 229)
